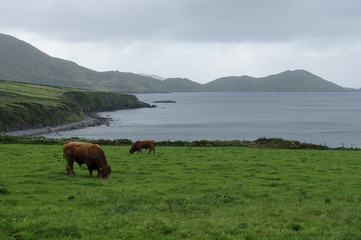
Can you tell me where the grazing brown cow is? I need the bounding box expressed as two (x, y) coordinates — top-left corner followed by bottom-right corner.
(63, 141), (112, 179)
(129, 140), (155, 154)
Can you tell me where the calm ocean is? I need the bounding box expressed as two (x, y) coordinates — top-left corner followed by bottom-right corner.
(41, 92), (361, 148)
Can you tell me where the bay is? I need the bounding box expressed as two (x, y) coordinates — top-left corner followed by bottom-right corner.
(41, 92), (361, 148)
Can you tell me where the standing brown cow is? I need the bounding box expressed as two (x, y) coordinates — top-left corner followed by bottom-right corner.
(129, 140), (155, 154)
(63, 141), (112, 179)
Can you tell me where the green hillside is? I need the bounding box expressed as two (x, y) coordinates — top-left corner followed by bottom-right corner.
(0, 80), (145, 132)
(97, 71), (170, 93)
(0, 34), (99, 88)
(0, 33), (357, 92)
(0, 33), (169, 93)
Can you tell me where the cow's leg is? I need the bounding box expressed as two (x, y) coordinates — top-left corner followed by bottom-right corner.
(97, 169), (101, 178)
(88, 168), (93, 178)
(148, 148), (151, 154)
(85, 159), (96, 178)
(66, 159), (75, 175)
(86, 163), (93, 178)
(66, 163), (70, 175)
(153, 148), (155, 154)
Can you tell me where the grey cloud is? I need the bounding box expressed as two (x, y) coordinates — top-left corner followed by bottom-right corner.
(2, 0), (361, 43)
(1, 0), (361, 88)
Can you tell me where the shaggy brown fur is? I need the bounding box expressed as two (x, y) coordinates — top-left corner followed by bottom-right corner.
(63, 141), (112, 179)
(129, 140), (155, 154)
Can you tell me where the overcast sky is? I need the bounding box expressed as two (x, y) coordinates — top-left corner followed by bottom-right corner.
(1, 0), (361, 88)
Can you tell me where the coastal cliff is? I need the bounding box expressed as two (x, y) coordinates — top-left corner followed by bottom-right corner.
(0, 80), (152, 133)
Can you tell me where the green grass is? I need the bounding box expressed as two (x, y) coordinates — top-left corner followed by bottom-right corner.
(0, 80), (67, 99)
(0, 80), (66, 108)
(1, 144), (361, 239)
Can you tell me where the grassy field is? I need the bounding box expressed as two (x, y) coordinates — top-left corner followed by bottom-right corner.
(1, 144), (361, 239)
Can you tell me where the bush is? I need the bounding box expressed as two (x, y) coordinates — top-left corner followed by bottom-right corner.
(0, 136), (339, 150)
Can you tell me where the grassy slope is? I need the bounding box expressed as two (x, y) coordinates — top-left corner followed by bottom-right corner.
(0, 80), (141, 131)
(1, 144), (360, 239)
(0, 79), (68, 103)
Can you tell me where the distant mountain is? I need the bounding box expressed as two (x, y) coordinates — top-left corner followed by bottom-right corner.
(163, 78), (204, 92)
(0, 33), (356, 92)
(138, 73), (165, 80)
(204, 70), (354, 92)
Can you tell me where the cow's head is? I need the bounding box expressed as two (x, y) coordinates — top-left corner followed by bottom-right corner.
(100, 165), (112, 179)
(129, 147), (135, 154)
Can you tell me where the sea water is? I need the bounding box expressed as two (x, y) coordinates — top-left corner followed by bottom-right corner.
(41, 92), (361, 148)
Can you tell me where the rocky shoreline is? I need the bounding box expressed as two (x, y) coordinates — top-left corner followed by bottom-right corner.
(1, 102), (156, 138)
(1, 113), (110, 137)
